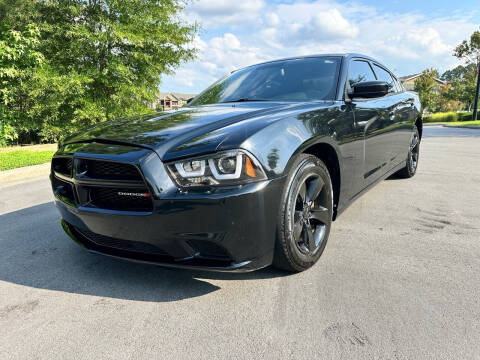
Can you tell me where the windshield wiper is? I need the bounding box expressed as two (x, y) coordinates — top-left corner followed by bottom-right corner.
(219, 98), (271, 103)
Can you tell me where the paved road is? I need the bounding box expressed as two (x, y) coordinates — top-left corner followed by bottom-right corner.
(1, 126), (479, 359)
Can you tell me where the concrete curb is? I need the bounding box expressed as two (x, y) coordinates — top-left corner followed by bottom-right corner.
(0, 163), (50, 188)
(443, 125), (480, 130)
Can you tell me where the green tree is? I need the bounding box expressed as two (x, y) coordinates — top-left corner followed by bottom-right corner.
(0, 23), (44, 145)
(434, 84), (462, 112)
(414, 68), (440, 112)
(0, 0), (197, 144)
(454, 28), (480, 119)
(441, 64), (476, 82)
(442, 65), (478, 111)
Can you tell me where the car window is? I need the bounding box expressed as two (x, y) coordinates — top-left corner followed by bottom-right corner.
(394, 77), (404, 92)
(189, 57), (341, 105)
(348, 60), (376, 88)
(373, 64), (396, 93)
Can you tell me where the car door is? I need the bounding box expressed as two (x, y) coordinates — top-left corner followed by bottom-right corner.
(371, 63), (408, 167)
(347, 59), (395, 187)
(392, 76), (418, 165)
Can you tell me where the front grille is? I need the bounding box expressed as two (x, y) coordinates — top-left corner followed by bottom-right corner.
(52, 157), (73, 177)
(52, 155), (153, 213)
(75, 226), (167, 255)
(82, 159), (143, 181)
(51, 176), (76, 204)
(88, 187), (153, 212)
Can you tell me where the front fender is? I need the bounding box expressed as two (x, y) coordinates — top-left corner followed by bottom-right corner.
(238, 107), (345, 178)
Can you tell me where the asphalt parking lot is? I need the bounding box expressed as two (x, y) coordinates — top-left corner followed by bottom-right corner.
(1, 126), (479, 359)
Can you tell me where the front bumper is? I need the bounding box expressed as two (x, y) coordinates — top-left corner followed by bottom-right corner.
(52, 142), (285, 272)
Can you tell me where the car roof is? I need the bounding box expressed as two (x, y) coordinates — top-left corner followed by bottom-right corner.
(231, 53), (396, 78)
(234, 53), (391, 74)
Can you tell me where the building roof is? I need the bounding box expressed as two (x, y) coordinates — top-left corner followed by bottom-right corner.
(157, 92), (197, 101)
(398, 73), (447, 84)
(172, 92), (197, 101)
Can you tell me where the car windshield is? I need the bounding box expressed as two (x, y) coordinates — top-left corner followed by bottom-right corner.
(189, 57), (341, 106)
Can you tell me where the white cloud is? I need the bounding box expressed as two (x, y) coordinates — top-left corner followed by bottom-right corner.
(270, 2), (359, 42)
(188, 0), (265, 26)
(204, 33), (266, 74)
(264, 12), (280, 27)
(275, 8), (359, 44)
(161, 0), (479, 92)
(161, 33), (269, 92)
(406, 28), (450, 56)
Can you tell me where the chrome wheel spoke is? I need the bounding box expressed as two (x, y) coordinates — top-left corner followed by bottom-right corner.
(310, 205), (330, 225)
(298, 182), (307, 203)
(411, 135), (418, 150)
(306, 226), (316, 252)
(306, 177), (324, 203)
(293, 213), (304, 240)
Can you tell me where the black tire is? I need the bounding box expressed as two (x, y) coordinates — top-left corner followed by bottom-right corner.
(396, 125), (420, 179)
(273, 154), (333, 272)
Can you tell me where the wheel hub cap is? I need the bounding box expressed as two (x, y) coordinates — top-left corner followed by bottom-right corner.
(302, 204), (310, 221)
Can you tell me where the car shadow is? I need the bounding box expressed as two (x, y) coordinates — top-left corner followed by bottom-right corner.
(0, 202), (288, 303)
(385, 172), (405, 181)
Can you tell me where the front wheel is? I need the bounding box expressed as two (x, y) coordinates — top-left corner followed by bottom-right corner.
(396, 125), (420, 178)
(273, 154), (333, 272)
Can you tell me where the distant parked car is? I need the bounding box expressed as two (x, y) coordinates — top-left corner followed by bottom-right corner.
(51, 53), (422, 272)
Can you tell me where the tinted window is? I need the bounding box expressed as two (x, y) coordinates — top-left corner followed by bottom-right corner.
(189, 57), (341, 105)
(394, 77), (404, 92)
(373, 64), (396, 93)
(348, 60), (376, 87)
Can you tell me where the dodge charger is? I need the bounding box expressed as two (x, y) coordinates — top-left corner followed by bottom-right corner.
(51, 53), (422, 272)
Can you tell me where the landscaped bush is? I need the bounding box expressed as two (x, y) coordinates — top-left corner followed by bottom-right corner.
(458, 112), (474, 121)
(423, 112), (473, 123)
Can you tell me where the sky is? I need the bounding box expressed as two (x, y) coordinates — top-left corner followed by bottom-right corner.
(160, 0), (480, 94)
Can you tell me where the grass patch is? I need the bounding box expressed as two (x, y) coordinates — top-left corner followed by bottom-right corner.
(424, 120), (480, 127)
(0, 143), (57, 153)
(444, 121), (480, 128)
(0, 150), (55, 171)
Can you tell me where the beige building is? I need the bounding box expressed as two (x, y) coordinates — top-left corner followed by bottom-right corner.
(399, 74), (447, 93)
(151, 92), (197, 111)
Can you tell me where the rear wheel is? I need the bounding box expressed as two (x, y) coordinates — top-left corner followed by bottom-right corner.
(273, 154), (333, 272)
(396, 125), (420, 178)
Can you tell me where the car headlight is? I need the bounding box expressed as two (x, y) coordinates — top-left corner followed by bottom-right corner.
(166, 150), (267, 187)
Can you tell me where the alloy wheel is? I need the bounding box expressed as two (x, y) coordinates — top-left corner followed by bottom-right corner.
(291, 174), (330, 255)
(409, 131), (420, 171)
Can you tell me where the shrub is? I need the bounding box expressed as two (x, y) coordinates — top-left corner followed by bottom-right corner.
(458, 112), (474, 121)
(423, 112), (458, 123)
(423, 112), (474, 123)
(0, 124), (18, 146)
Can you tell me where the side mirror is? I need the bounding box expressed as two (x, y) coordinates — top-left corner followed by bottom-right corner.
(186, 97), (194, 104)
(349, 81), (389, 99)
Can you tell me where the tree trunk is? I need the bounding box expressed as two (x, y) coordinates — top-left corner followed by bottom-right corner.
(473, 62), (480, 120)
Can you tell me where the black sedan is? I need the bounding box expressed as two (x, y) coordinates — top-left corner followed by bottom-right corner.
(51, 53), (422, 272)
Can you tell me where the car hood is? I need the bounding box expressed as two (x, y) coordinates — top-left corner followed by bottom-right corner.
(63, 102), (327, 161)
